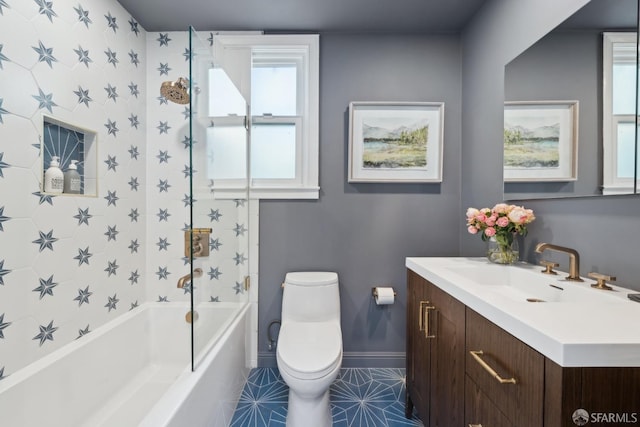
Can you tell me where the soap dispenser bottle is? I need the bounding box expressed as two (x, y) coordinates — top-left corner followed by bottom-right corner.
(44, 156), (64, 194)
(63, 160), (81, 194)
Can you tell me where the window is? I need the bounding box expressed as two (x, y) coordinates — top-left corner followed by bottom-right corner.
(602, 32), (639, 195)
(207, 35), (319, 199)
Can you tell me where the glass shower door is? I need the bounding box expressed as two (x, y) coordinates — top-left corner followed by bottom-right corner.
(188, 27), (250, 370)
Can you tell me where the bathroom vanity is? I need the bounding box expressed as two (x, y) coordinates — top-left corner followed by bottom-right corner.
(405, 257), (640, 427)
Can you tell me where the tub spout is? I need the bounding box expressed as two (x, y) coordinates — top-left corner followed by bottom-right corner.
(177, 268), (203, 288)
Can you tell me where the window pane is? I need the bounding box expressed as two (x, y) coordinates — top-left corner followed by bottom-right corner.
(207, 126), (247, 180)
(209, 68), (246, 117)
(251, 65), (297, 116)
(251, 124), (296, 179)
(612, 62), (637, 115)
(617, 122), (636, 178)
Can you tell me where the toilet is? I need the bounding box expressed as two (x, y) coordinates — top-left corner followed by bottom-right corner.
(276, 272), (342, 427)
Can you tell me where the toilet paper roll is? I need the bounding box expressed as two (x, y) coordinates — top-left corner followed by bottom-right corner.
(374, 287), (395, 305)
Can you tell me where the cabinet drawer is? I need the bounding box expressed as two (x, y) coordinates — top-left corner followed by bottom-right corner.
(465, 375), (513, 427)
(466, 308), (544, 427)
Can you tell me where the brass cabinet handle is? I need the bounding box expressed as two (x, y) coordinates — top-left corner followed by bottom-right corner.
(418, 301), (428, 332)
(424, 304), (435, 339)
(469, 350), (517, 384)
(418, 301), (435, 338)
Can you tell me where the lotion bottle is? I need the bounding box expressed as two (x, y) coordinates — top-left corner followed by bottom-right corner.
(63, 160), (81, 194)
(44, 156), (64, 193)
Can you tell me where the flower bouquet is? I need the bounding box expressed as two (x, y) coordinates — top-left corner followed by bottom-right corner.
(466, 203), (535, 264)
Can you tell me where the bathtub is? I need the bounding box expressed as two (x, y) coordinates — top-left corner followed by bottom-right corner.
(0, 302), (250, 427)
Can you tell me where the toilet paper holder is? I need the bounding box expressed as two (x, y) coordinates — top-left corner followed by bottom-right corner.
(371, 287), (397, 298)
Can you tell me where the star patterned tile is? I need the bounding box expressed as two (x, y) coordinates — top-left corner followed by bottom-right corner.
(74, 5), (92, 27)
(0, 20), (250, 380)
(33, 320), (58, 346)
(35, 0), (57, 22)
(33, 41), (57, 67)
(74, 286), (92, 306)
(74, 46), (92, 67)
(230, 368), (423, 427)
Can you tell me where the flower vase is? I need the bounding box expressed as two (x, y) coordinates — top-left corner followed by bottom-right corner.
(486, 234), (519, 265)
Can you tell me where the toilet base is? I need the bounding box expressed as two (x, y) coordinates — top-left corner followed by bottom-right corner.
(286, 388), (332, 427)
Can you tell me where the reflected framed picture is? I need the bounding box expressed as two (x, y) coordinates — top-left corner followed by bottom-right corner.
(504, 101), (578, 182)
(348, 101), (444, 183)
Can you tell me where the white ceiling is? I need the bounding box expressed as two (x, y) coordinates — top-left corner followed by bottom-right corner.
(115, 0), (488, 33)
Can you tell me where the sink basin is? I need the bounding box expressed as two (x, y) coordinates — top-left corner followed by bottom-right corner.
(440, 261), (625, 304)
(483, 282), (620, 304)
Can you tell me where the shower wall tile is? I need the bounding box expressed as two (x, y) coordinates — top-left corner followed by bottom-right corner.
(145, 31), (190, 304)
(0, 2), (250, 381)
(0, 0), (147, 377)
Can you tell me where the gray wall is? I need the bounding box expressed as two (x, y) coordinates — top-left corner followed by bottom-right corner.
(258, 33), (462, 367)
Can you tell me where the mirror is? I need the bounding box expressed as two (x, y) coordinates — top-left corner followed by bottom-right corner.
(504, 0), (638, 200)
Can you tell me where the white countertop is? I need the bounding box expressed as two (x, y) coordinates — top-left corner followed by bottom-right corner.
(406, 257), (640, 367)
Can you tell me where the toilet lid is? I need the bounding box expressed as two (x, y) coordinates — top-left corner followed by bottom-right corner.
(285, 272), (338, 286)
(277, 321), (342, 379)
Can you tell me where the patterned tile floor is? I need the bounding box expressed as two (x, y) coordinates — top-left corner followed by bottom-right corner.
(230, 368), (423, 427)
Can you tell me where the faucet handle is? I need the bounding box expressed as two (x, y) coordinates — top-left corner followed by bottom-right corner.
(540, 260), (559, 275)
(588, 271), (616, 291)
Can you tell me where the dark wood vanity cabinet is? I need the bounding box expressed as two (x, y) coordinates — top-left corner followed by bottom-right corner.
(406, 269), (465, 426)
(406, 269), (640, 427)
(465, 308), (544, 427)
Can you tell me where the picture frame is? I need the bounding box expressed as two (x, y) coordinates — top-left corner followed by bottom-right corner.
(348, 101), (444, 183)
(504, 101), (578, 182)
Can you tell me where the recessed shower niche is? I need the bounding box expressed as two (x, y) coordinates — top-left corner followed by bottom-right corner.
(41, 115), (97, 196)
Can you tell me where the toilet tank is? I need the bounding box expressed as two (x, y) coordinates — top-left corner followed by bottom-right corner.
(281, 272), (340, 323)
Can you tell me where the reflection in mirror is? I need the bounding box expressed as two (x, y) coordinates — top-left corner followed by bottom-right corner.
(503, 0), (639, 200)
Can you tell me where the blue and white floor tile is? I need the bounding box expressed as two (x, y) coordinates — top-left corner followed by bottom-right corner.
(230, 368), (423, 427)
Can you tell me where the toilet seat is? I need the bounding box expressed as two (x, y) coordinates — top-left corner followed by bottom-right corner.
(277, 321), (342, 380)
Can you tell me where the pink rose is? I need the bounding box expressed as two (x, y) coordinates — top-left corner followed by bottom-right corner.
(476, 213), (487, 222)
(508, 207), (528, 224)
(525, 209), (535, 222)
(496, 216), (510, 227)
(467, 225), (478, 234)
(493, 203), (509, 214)
(484, 227), (496, 237)
(466, 208), (479, 219)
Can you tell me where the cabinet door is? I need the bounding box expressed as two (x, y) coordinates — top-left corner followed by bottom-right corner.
(429, 282), (466, 427)
(466, 308), (544, 427)
(406, 270), (466, 427)
(406, 270), (432, 423)
(466, 375), (514, 427)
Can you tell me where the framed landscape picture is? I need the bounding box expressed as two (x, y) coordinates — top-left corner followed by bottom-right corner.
(348, 102), (444, 183)
(503, 101), (578, 182)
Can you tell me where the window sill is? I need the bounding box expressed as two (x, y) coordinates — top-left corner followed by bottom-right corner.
(206, 186), (320, 200)
(602, 185), (637, 196)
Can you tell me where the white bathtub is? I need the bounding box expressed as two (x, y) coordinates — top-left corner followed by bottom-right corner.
(0, 302), (250, 427)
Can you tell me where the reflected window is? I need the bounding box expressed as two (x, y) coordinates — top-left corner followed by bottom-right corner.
(602, 32), (639, 194)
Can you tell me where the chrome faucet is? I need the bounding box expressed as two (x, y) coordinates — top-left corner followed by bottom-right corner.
(534, 243), (583, 282)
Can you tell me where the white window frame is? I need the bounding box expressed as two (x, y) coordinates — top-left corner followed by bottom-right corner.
(210, 34), (319, 200)
(602, 32), (638, 195)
